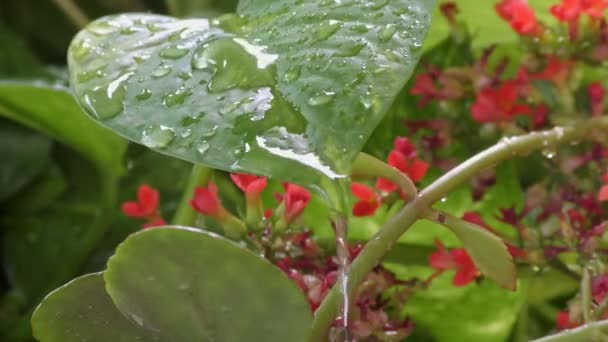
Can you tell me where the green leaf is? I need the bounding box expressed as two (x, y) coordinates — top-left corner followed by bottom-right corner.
(68, 1), (433, 184)
(31, 273), (156, 342)
(531, 321), (608, 342)
(2, 161), (67, 213)
(2, 148), (117, 305)
(388, 263), (526, 342)
(0, 82), (126, 176)
(104, 227), (312, 342)
(438, 212), (517, 290)
(166, 0), (238, 17)
(0, 118), (52, 201)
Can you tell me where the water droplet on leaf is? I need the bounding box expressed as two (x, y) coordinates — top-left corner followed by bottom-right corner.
(141, 124), (175, 148)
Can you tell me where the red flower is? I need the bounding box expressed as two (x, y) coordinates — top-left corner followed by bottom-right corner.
(471, 80), (531, 123)
(122, 185), (160, 218)
(376, 138), (428, 194)
(556, 311), (581, 330)
(230, 173), (267, 196)
(588, 82), (605, 116)
(190, 182), (222, 217)
(410, 70), (464, 107)
(583, 0), (608, 18)
(551, 0), (584, 40)
(351, 183), (380, 217)
(122, 184), (166, 229)
(429, 239), (479, 286)
(283, 183), (311, 223)
(533, 57), (574, 86)
(592, 274), (608, 303)
(440, 2), (459, 24)
(599, 172), (608, 201)
(142, 217), (167, 229)
(495, 0), (540, 36)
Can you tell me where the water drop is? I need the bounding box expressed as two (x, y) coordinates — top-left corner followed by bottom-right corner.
(81, 73), (131, 120)
(283, 65), (301, 83)
(163, 87), (191, 107)
(178, 72), (192, 80)
(349, 24), (369, 33)
(160, 45), (189, 59)
(335, 41), (366, 57)
(71, 40), (92, 61)
(201, 125), (218, 137)
(315, 21), (342, 41)
(77, 69), (105, 82)
(308, 91), (335, 106)
(367, 0), (389, 10)
(141, 125), (175, 148)
(196, 141), (210, 155)
(136, 88), (152, 101)
(152, 65), (172, 78)
(378, 24), (397, 42)
(87, 22), (116, 36)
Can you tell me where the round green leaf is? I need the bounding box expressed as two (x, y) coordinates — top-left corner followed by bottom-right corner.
(31, 273), (157, 342)
(104, 227), (312, 342)
(68, 0), (433, 183)
(532, 321), (608, 342)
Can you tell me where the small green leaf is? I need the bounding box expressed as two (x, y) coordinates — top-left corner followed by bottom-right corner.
(0, 82), (126, 177)
(104, 227), (312, 342)
(0, 118), (52, 201)
(31, 273), (156, 342)
(68, 0), (433, 183)
(532, 321), (608, 342)
(431, 211), (517, 290)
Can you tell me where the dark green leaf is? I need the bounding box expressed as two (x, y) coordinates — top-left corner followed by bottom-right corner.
(0, 119), (52, 201)
(2, 148), (116, 305)
(0, 82), (126, 176)
(2, 161), (67, 213)
(105, 227), (312, 342)
(31, 273), (157, 342)
(532, 321), (608, 342)
(68, 1), (433, 183)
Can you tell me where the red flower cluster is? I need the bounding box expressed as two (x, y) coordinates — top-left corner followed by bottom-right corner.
(282, 183), (311, 224)
(121, 185), (166, 229)
(230, 173), (267, 197)
(551, 0), (608, 39)
(496, 0), (541, 36)
(410, 67), (464, 107)
(471, 80), (531, 124)
(273, 231), (415, 340)
(428, 239), (479, 286)
(351, 183), (381, 217)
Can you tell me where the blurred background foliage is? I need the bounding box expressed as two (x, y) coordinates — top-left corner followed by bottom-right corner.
(0, 0), (580, 341)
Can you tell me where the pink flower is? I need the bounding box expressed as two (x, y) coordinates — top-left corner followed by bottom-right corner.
(428, 239), (479, 286)
(283, 183), (311, 223)
(230, 173), (267, 196)
(351, 183), (380, 217)
(592, 274), (608, 303)
(495, 0), (540, 36)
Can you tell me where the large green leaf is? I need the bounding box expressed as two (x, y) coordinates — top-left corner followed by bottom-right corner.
(0, 118), (52, 201)
(104, 227), (312, 342)
(532, 321), (608, 342)
(68, 1), (433, 184)
(0, 82), (126, 176)
(31, 273), (156, 342)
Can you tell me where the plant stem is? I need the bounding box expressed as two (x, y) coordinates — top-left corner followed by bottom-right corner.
(308, 117), (608, 341)
(583, 267), (593, 323)
(172, 164), (212, 226)
(51, 0), (89, 28)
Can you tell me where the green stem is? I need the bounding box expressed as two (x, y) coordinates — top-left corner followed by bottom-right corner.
(51, 0), (89, 28)
(583, 267), (593, 323)
(308, 117), (608, 341)
(172, 164), (212, 226)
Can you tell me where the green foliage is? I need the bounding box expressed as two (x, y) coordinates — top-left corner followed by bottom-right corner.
(68, 0), (433, 184)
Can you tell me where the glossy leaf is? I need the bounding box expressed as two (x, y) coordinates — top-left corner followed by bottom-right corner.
(31, 273), (156, 342)
(104, 227), (312, 342)
(439, 213), (517, 290)
(68, 1), (433, 184)
(0, 119), (52, 201)
(0, 82), (126, 176)
(532, 321), (608, 342)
